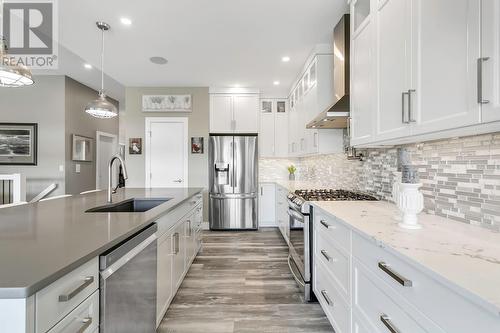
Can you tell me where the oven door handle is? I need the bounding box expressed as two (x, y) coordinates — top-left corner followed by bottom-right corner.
(288, 255), (305, 287)
(287, 208), (304, 223)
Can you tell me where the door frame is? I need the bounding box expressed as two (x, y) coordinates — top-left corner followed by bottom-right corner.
(145, 117), (189, 188)
(95, 131), (118, 189)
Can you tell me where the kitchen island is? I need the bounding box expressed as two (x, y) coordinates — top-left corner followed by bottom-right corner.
(0, 187), (203, 333)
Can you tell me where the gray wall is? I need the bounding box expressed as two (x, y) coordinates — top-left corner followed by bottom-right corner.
(64, 77), (119, 195)
(121, 87), (209, 220)
(0, 76), (66, 200)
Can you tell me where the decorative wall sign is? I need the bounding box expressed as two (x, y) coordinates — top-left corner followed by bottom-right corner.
(191, 137), (204, 154)
(129, 138), (142, 155)
(72, 135), (93, 162)
(142, 95), (192, 112)
(0, 123), (38, 165)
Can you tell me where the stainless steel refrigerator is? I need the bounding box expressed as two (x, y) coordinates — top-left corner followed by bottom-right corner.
(209, 134), (258, 230)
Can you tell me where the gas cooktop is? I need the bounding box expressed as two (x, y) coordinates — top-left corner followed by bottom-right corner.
(293, 189), (378, 202)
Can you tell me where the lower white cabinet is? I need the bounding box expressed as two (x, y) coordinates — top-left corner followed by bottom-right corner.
(313, 206), (500, 333)
(156, 198), (203, 327)
(46, 291), (99, 333)
(259, 183), (276, 227)
(275, 184), (289, 244)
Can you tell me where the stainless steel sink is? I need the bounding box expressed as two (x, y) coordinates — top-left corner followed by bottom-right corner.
(86, 198), (171, 213)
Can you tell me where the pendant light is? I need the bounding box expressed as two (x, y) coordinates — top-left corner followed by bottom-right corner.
(85, 21), (117, 119)
(0, 0), (34, 87)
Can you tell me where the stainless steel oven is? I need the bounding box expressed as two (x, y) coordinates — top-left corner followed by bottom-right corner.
(287, 195), (312, 302)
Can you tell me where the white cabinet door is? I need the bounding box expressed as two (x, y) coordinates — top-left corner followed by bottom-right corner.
(275, 103), (289, 157)
(259, 183), (276, 227)
(375, 0), (412, 141)
(482, 0), (500, 122)
(351, 14), (375, 146)
(172, 222), (186, 290)
(411, 0), (481, 135)
(259, 102), (275, 157)
(210, 95), (233, 133)
(156, 231), (173, 326)
(234, 95), (259, 133)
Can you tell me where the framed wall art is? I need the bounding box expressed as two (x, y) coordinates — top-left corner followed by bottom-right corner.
(191, 137), (204, 154)
(72, 134), (93, 162)
(142, 95), (192, 112)
(0, 123), (38, 165)
(129, 138), (142, 155)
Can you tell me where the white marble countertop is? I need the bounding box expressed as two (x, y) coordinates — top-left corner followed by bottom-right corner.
(311, 201), (500, 316)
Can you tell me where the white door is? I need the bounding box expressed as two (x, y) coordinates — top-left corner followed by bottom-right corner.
(146, 118), (188, 188)
(376, 0), (412, 141)
(233, 95), (259, 133)
(274, 105), (289, 157)
(210, 94), (233, 133)
(259, 100), (275, 157)
(411, 0), (481, 134)
(96, 131), (118, 190)
(482, 0), (500, 123)
(351, 13), (375, 146)
(259, 183), (276, 227)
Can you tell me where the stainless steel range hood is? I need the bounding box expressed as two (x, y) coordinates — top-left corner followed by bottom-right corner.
(307, 14), (350, 129)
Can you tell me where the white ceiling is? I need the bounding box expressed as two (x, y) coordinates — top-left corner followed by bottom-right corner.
(58, 0), (347, 96)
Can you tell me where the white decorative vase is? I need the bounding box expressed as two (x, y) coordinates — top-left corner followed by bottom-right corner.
(397, 183), (424, 230)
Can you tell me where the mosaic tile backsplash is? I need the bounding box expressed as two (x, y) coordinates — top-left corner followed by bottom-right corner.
(260, 132), (500, 231)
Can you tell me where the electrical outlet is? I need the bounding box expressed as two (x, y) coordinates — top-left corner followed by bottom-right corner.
(59, 165), (64, 172)
(75, 164), (81, 173)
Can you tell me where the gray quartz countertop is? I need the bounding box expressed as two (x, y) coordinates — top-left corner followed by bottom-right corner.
(0, 187), (203, 299)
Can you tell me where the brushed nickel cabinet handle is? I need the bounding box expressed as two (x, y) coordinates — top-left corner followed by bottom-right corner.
(320, 220), (335, 229)
(380, 314), (401, 333)
(76, 317), (93, 333)
(58, 276), (94, 302)
(320, 290), (332, 306)
(478, 57), (490, 104)
(408, 89), (416, 122)
(320, 250), (331, 261)
(378, 262), (412, 287)
(401, 91), (410, 124)
(187, 220), (192, 237)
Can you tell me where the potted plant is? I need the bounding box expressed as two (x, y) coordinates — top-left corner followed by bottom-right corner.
(287, 165), (297, 181)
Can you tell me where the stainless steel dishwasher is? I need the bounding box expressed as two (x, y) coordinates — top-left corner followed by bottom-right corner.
(99, 223), (157, 333)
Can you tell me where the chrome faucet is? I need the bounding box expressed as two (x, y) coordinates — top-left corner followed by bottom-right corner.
(108, 154), (128, 203)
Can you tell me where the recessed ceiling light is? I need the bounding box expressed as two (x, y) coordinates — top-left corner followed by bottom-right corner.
(150, 56), (168, 65)
(273, 81), (280, 86)
(83, 63), (92, 69)
(120, 17), (132, 25)
(282, 56), (290, 62)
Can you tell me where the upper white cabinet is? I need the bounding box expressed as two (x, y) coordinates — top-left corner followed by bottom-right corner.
(482, 0), (500, 123)
(259, 99), (289, 158)
(209, 90), (259, 133)
(288, 53), (344, 156)
(351, 0), (500, 147)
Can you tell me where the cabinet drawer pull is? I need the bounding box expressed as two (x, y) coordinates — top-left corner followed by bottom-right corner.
(378, 262), (412, 287)
(76, 317), (93, 333)
(320, 220), (334, 229)
(408, 89), (416, 122)
(320, 290), (332, 306)
(58, 276), (94, 302)
(401, 91), (409, 124)
(320, 250), (331, 261)
(187, 220), (192, 237)
(380, 314), (401, 333)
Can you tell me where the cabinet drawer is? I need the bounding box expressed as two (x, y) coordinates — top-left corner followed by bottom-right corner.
(46, 290), (99, 333)
(156, 195), (202, 236)
(353, 232), (500, 333)
(314, 259), (350, 333)
(353, 258), (443, 333)
(315, 231), (350, 301)
(314, 208), (351, 252)
(36, 257), (99, 333)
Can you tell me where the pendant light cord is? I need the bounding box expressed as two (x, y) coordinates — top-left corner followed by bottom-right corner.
(100, 26), (104, 93)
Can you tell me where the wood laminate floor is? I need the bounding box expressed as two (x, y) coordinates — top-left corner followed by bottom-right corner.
(157, 228), (333, 333)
